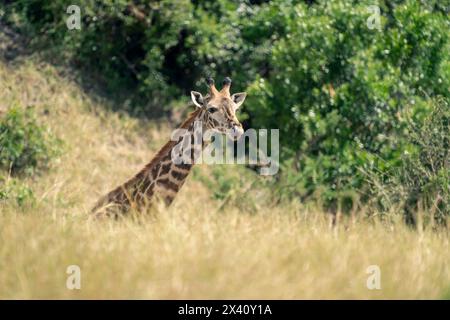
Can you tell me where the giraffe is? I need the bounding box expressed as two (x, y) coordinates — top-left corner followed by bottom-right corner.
(91, 77), (247, 217)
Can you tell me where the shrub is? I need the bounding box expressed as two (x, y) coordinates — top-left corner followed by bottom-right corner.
(0, 105), (62, 175)
(367, 97), (449, 224)
(192, 165), (265, 212)
(0, 176), (35, 207)
(244, 0), (449, 209)
(1, 0), (278, 114)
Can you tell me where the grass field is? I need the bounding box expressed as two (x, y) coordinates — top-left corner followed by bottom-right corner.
(0, 55), (449, 299)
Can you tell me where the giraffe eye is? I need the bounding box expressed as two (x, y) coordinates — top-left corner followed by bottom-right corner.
(208, 107), (218, 113)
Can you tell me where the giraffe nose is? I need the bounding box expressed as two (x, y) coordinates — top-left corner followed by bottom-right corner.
(230, 124), (244, 140)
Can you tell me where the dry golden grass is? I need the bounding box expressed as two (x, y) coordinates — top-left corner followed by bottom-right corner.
(0, 59), (449, 299)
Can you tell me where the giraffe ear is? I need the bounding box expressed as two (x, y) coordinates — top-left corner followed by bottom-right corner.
(231, 92), (247, 110)
(190, 91), (204, 108)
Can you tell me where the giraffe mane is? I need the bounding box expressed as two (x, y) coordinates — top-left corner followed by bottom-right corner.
(126, 108), (202, 184)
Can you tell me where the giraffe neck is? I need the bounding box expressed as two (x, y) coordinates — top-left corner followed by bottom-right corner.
(124, 108), (208, 207)
(92, 109), (211, 215)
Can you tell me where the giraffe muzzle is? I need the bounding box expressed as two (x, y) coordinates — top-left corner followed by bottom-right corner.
(229, 124), (244, 140)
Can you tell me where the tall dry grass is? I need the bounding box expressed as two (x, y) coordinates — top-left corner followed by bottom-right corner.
(0, 59), (449, 299)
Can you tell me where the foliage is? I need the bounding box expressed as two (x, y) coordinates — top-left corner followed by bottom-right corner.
(0, 105), (62, 175)
(2, 0), (298, 111)
(367, 97), (449, 224)
(245, 0), (449, 209)
(192, 165), (264, 212)
(0, 176), (35, 207)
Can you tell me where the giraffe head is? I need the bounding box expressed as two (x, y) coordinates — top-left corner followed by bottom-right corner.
(190, 77), (246, 140)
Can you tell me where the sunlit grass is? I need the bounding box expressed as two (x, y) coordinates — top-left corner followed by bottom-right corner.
(1, 203), (449, 299)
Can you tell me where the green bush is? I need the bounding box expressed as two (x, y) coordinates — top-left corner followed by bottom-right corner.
(367, 97), (449, 224)
(192, 165), (264, 212)
(2, 0), (279, 114)
(0, 176), (35, 207)
(0, 105), (62, 175)
(244, 0), (449, 209)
